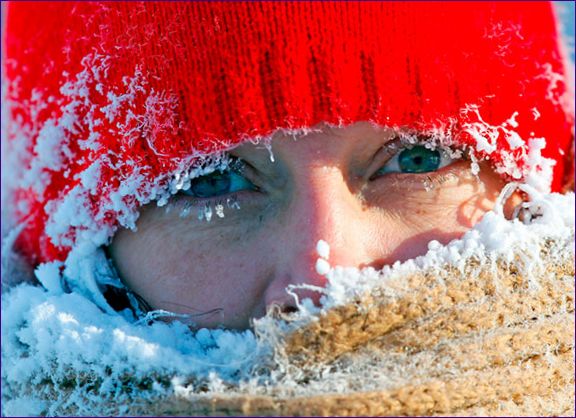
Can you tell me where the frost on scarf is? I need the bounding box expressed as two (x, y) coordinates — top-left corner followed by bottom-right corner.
(2, 191), (574, 417)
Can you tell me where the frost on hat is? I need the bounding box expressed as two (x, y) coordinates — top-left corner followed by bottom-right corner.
(3, 1), (574, 265)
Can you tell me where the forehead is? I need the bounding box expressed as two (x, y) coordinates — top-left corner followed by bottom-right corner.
(231, 122), (398, 161)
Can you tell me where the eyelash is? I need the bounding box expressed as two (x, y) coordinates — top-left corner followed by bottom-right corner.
(166, 191), (247, 221)
(165, 161), (254, 216)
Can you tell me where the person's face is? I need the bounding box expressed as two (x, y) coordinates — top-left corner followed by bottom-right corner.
(109, 122), (513, 329)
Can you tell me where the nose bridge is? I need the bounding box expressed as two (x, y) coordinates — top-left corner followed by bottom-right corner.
(263, 160), (384, 312)
(295, 165), (347, 246)
(263, 166), (349, 310)
(282, 164), (365, 276)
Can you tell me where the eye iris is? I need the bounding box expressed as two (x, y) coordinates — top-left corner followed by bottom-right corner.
(398, 146), (441, 173)
(190, 172), (231, 198)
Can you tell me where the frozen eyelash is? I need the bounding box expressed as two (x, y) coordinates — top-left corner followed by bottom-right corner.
(171, 195), (242, 222)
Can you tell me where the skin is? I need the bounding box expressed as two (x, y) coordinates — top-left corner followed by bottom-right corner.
(109, 122), (519, 329)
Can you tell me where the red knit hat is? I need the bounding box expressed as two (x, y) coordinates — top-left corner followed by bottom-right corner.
(3, 1), (573, 265)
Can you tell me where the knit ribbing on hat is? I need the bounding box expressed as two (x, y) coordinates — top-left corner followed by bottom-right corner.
(3, 1), (574, 264)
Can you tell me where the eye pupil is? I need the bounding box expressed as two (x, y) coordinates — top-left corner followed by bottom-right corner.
(190, 172), (231, 198)
(398, 146), (440, 173)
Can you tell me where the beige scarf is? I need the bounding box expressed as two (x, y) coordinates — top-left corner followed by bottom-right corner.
(129, 233), (574, 417)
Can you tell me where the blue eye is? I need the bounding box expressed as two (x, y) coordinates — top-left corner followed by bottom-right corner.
(183, 170), (256, 198)
(376, 145), (454, 176)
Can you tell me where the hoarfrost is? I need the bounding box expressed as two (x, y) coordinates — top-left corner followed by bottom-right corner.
(316, 240), (330, 260)
(315, 258), (331, 276)
(264, 141), (275, 162)
(215, 204), (225, 218)
(203, 204), (213, 222)
(460, 105), (556, 191)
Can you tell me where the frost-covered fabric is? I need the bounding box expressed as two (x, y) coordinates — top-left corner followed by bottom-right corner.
(2, 3), (574, 416)
(2, 191), (574, 417)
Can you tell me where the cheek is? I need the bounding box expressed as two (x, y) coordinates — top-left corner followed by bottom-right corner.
(109, 212), (271, 328)
(366, 163), (504, 262)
